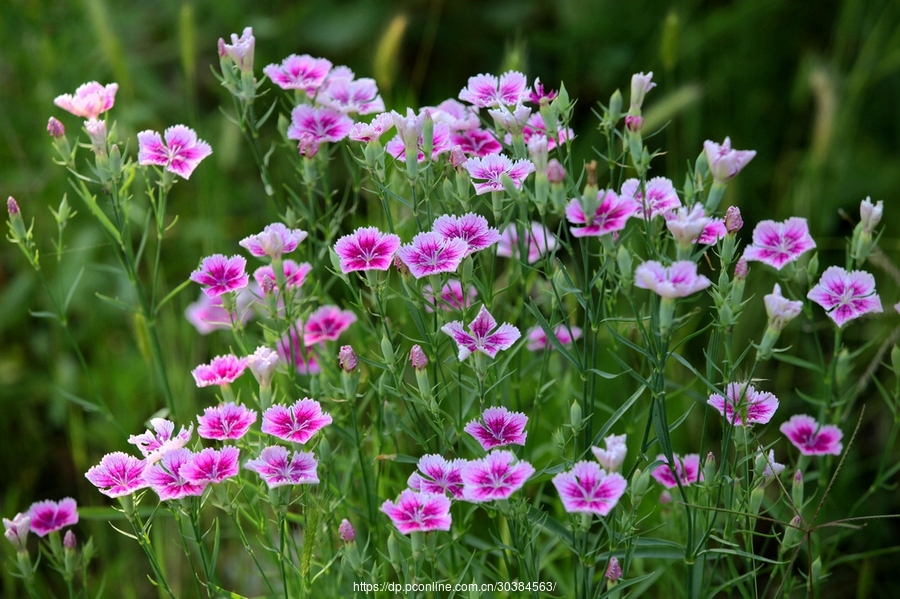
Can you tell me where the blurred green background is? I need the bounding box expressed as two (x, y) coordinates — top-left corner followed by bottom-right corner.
(2, 0), (900, 596)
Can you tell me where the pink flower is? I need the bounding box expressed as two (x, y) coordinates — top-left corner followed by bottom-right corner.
(385, 122), (452, 162)
(629, 72), (655, 112)
(424, 279), (477, 312)
(218, 27), (255, 72)
(240, 223), (308, 259)
(552, 461), (627, 516)
(620, 177), (681, 219)
(807, 266), (883, 327)
(85, 452), (148, 498)
(192, 354), (247, 387)
(144, 449), (207, 501)
(128, 418), (193, 463)
(276, 324), (321, 375)
(743, 217), (816, 270)
(459, 71), (528, 107)
(780, 414), (843, 456)
(397, 232), (468, 279)
(432, 213), (501, 257)
(348, 113), (395, 143)
(565, 190), (640, 238)
(410, 345), (429, 370)
(651, 454), (703, 489)
(197, 403), (257, 440)
(304, 305), (357, 345)
(525, 324), (582, 351)
(463, 153), (535, 195)
(707, 383), (779, 426)
(517, 113), (572, 150)
(441, 305), (521, 361)
(253, 260), (313, 291)
(137, 125), (212, 179)
(860, 196), (883, 233)
(245, 446), (319, 487)
(262, 398), (332, 444)
(181, 447), (240, 484)
(528, 77), (557, 105)
(53, 82), (118, 119)
(606, 557), (623, 581)
(4, 513), (31, 550)
(190, 254), (249, 298)
(407, 455), (467, 499)
(464, 406), (528, 450)
(318, 77), (384, 115)
(634, 260), (711, 299)
(497, 223), (558, 263)
(704, 137), (756, 183)
(247, 345), (280, 385)
(429, 99), (481, 131)
(450, 128), (502, 157)
(334, 226), (402, 273)
(760, 449), (785, 480)
(697, 219), (726, 245)
(28, 498), (78, 537)
(288, 105), (353, 152)
(381, 490), (452, 534)
(488, 104), (532, 134)
(765, 284), (803, 331)
(338, 345), (359, 372)
(591, 434), (627, 472)
(461, 451), (535, 502)
(263, 54), (332, 95)
(184, 289), (254, 335)
(665, 204), (710, 246)
(339, 519), (356, 542)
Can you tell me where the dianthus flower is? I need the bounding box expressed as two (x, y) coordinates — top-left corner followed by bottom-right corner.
(432, 213), (501, 257)
(396, 232), (468, 279)
(780, 414), (843, 456)
(261, 398), (332, 444)
(85, 452), (148, 498)
(245, 446), (319, 487)
(807, 266), (882, 327)
(743, 217), (816, 270)
(464, 406), (528, 450)
(525, 324), (582, 351)
(651, 453), (703, 489)
(240, 223), (307, 259)
(458, 71), (528, 107)
(303, 305), (357, 345)
(407, 455), (467, 499)
(333, 226), (401, 273)
(27, 498), (78, 537)
(263, 54), (332, 95)
(634, 260), (711, 299)
(707, 383), (779, 426)
(190, 254), (249, 298)
(381, 490), (452, 534)
(463, 154), (535, 195)
(565, 190), (639, 238)
(53, 82), (118, 119)
(441, 305), (521, 361)
(192, 354), (247, 387)
(461, 451), (534, 502)
(620, 177), (681, 219)
(144, 449), (206, 501)
(137, 125), (212, 179)
(552, 461), (627, 516)
(197, 402), (257, 440)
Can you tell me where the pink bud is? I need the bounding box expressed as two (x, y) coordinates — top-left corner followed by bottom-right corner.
(605, 556), (622, 581)
(659, 490), (672, 504)
(47, 117), (66, 139)
(794, 469), (803, 484)
(449, 145), (467, 168)
(217, 38), (228, 58)
(546, 159), (566, 184)
(734, 257), (749, 280)
(338, 345), (358, 372)
(393, 254), (409, 276)
(7, 196), (20, 215)
(261, 275), (276, 294)
(297, 132), (319, 158)
(625, 114), (643, 132)
(64, 530), (77, 550)
(724, 206), (743, 233)
(339, 518), (355, 543)
(409, 344), (428, 370)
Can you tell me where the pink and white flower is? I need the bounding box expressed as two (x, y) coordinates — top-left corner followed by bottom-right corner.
(450, 128), (502, 157)
(218, 27), (255, 72)
(463, 154), (535, 195)
(288, 105), (353, 152)
(262, 398), (332, 444)
(459, 71), (528, 107)
(333, 226), (402, 273)
(263, 54), (332, 95)
(180, 447), (240, 484)
(634, 260), (711, 299)
(697, 219), (727, 245)
(552, 461), (628, 516)
(461, 450), (535, 502)
(743, 217), (816, 270)
(245, 446), (319, 487)
(253, 260), (313, 291)
(629, 72), (655, 112)
(348, 113), (395, 143)
(128, 418), (193, 463)
(339, 519), (355, 542)
(318, 77), (384, 115)
(240, 223), (307, 259)
(704, 137), (756, 183)
(53, 82), (118, 119)
(85, 452), (148, 498)
(441, 305), (521, 361)
(497, 223), (558, 263)
(517, 113), (572, 150)
(764, 284), (803, 331)
(276, 325), (321, 375)
(807, 266), (883, 327)
(385, 122), (452, 162)
(144, 449), (207, 501)
(432, 213), (501, 257)
(621, 177), (681, 219)
(397, 232), (468, 279)
(197, 403), (257, 440)
(665, 204), (710, 246)
(27, 498), (78, 537)
(247, 345), (280, 385)
(707, 383), (779, 427)
(192, 354), (247, 387)
(381, 490), (452, 534)
(407, 455), (467, 499)
(860, 196), (883, 233)
(464, 406), (528, 450)
(780, 414), (843, 456)
(303, 305), (357, 345)
(424, 279), (477, 312)
(137, 125), (212, 179)
(651, 453), (703, 489)
(184, 290), (253, 335)
(591, 434), (627, 472)
(190, 254), (249, 298)
(3, 513), (31, 550)
(525, 324), (582, 351)
(565, 190), (640, 238)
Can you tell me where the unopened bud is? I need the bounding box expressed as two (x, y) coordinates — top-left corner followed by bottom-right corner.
(261, 275), (276, 295)
(394, 254), (410, 276)
(703, 452), (716, 484)
(792, 469), (804, 508)
(64, 530), (77, 550)
(625, 114), (643, 132)
(606, 556), (622, 581)
(47, 117), (66, 139)
(546, 158), (566, 184)
(409, 344), (428, 370)
(338, 346), (358, 372)
(859, 197), (883, 234)
(570, 401), (583, 433)
(449, 145), (466, 168)
(339, 518), (356, 543)
(608, 90), (623, 122)
(781, 516), (803, 550)
(7, 197), (19, 215)
(724, 206), (743, 233)
(734, 257), (749, 280)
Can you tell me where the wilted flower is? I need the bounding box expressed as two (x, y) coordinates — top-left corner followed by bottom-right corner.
(3, 513), (31, 550)
(859, 197), (883, 234)
(218, 27), (255, 73)
(629, 72), (655, 112)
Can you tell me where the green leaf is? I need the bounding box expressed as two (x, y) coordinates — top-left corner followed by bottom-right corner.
(155, 278), (192, 314)
(525, 301), (581, 369)
(95, 292), (138, 313)
(772, 352), (824, 373)
(592, 385), (646, 447)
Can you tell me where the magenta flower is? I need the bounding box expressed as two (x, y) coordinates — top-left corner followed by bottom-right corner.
(634, 260), (711, 299)
(385, 122), (452, 162)
(552, 461), (627, 516)
(697, 219), (727, 245)
(181, 447), (240, 484)
(28, 498), (78, 537)
(333, 226), (402, 273)
(441, 305), (521, 361)
(807, 266), (883, 327)
(253, 260), (313, 291)
(517, 113), (573, 150)
(137, 125), (212, 179)
(620, 177), (681, 219)
(304, 305), (357, 345)
(276, 324), (321, 375)
(780, 414), (843, 456)
(197, 403), (257, 440)
(85, 452), (148, 498)
(144, 449), (207, 501)
(591, 434), (627, 472)
(128, 418), (193, 463)
(432, 213), (501, 257)
(349, 112), (395, 143)
(765, 283), (803, 331)
(464, 406), (528, 450)
(4, 513), (31, 550)
(407, 454), (467, 499)
(704, 137), (756, 183)
(382, 490), (452, 534)
(461, 451), (535, 502)
(651, 454), (703, 489)
(497, 223), (558, 263)
(606, 557), (623, 582)
(528, 77), (558, 104)
(450, 128), (502, 157)
(240, 223), (308, 259)
(53, 82), (118, 119)
(424, 279), (477, 312)
(339, 519), (356, 542)
(464, 154), (535, 195)
(287, 105), (353, 148)
(459, 71), (528, 107)
(218, 27), (255, 72)
(190, 254), (249, 299)
(707, 383), (779, 426)
(565, 190), (640, 238)
(245, 446), (319, 487)
(397, 232), (468, 279)
(262, 398), (332, 444)
(263, 54), (332, 95)
(429, 98), (481, 131)
(318, 77), (384, 115)
(192, 354), (247, 387)
(184, 290), (253, 335)
(743, 217), (816, 270)
(525, 324), (582, 351)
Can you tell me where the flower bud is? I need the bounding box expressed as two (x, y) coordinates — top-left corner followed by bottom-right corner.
(247, 346), (279, 388)
(724, 206), (743, 233)
(606, 556), (622, 582)
(338, 346), (358, 372)
(64, 530), (77, 550)
(47, 117), (66, 139)
(528, 134), (548, 173)
(569, 401), (583, 433)
(339, 518), (356, 543)
(393, 254), (410, 276)
(734, 257), (749, 280)
(7, 196), (19, 216)
(859, 196), (883, 234)
(3, 513), (30, 551)
(608, 89), (623, 122)
(261, 275), (276, 295)
(659, 490), (673, 504)
(625, 114), (643, 132)
(703, 452), (716, 484)
(409, 344), (428, 371)
(781, 516), (803, 551)
(792, 469), (804, 508)
(629, 72), (655, 113)
(85, 118), (107, 156)
(449, 145), (466, 168)
(546, 158), (566, 184)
